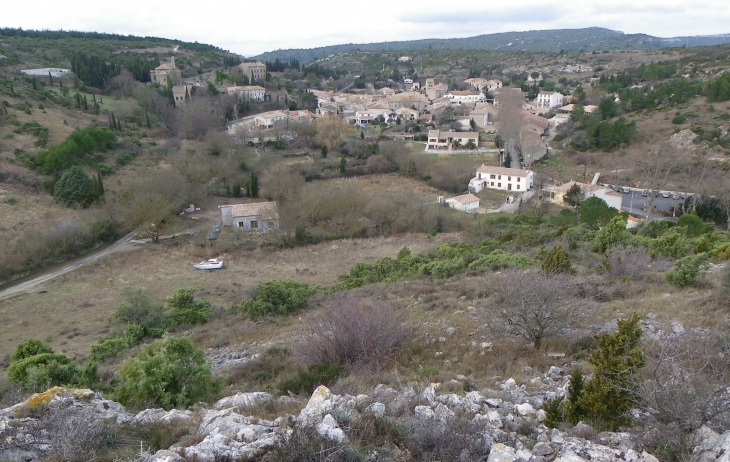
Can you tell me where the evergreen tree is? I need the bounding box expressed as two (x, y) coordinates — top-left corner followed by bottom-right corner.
(339, 157), (347, 173)
(48, 71), (54, 86)
(249, 171), (259, 198)
(541, 246), (572, 274)
(53, 166), (98, 208)
(146, 111), (151, 129)
(502, 151), (512, 168)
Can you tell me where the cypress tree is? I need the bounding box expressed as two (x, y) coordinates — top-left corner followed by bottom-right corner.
(111, 112), (116, 130)
(249, 171), (259, 198)
(117, 119), (122, 131)
(97, 171), (104, 196)
(32, 76), (38, 90)
(83, 95), (88, 110)
(146, 111), (151, 129)
(48, 71), (54, 86)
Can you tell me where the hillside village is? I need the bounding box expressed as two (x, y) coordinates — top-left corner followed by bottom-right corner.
(1, 29), (730, 462)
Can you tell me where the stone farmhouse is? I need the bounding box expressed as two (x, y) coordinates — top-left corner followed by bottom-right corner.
(469, 165), (534, 193)
(238, 62), (267, 83)
(150, 58), (182, 85)
(443, 193), (480, 212)
(227, 85), (266, 102)
(220, 202), (279, 232)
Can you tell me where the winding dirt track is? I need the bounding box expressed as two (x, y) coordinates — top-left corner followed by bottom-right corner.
(0, 231), (139, 301)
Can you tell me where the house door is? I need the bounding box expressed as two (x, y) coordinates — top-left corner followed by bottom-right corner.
(508, 184), (512, 191)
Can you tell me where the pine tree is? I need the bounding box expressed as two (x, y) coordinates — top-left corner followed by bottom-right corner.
(249, 171), (259, 198)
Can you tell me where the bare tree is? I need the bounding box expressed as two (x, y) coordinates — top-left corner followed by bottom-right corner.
(314, 115), (355, 152)
(302, 293), (411, 368)
(494, 88), (527, 165)
(486, 270), (590, 349)
(637, 329), (730, 452)
(635, 141), (683, 219)
(175, 99), (222, 140)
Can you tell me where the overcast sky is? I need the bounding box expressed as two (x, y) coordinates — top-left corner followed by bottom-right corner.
(2, 1), (730, 57)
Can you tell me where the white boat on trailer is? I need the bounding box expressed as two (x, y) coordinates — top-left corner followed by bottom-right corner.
(193, 259), (223, 271)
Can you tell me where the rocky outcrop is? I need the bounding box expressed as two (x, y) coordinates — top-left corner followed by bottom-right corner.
(1, 378), (726, 461)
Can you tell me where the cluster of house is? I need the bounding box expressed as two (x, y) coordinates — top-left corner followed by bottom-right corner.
(150, 58), (270, 108)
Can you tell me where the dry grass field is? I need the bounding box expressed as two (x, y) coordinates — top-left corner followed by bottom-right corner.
(0, 232), (457, 362)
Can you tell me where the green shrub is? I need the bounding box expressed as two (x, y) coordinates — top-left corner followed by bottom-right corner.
(592, 215), (628, 254)
(278, 362), (343, 395)
(671, 114), (686, 124)
(468, 250), (533, 270)
(543, 396), (565, 428)
(111, 288), (174, 336)
(676, 214), (705, 237)
(115, 336), (221, 409)
(239, 280), (316, 317)
(8, 351), (81, 391)
(580, 314), (645, 430)
(53, 166), (101, 208)
(665, 253), (709, 287)
(10, 338), (53, 362)
(541, 246), (572, 274)
(649, 229), (691, 258)
(167, 287), (213, 325)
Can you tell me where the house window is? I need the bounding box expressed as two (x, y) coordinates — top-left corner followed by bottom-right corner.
(498, 183), (501, 188)
(490, 174), (495, 179)
(508, 176), (511, 181)
(237, 221), (244, 228)
(251, 221), (258, 229)
(490, 182), (494, 186)
(517, 177), (521, 182)
(498, 175), (501, 180)
(267, 221), (274, 228)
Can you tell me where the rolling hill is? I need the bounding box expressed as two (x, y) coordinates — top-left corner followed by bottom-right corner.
(253, 27), (730, 64)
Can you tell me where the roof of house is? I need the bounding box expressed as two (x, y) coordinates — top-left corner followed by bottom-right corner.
(476, 165), (531, 177)
(254, 110), (288, 119)
(450, 193), (480, 204)
(627, 215), (641, 223)
(224, 201), (278, 219)
(448, 90), (481, 96)
(155, 63), (176, 71)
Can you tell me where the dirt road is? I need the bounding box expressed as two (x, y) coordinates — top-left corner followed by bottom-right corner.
(0, 231), (140, 301)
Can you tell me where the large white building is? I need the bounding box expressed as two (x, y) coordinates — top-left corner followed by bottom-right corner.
(535, 91), (565, 110)
(469, 165), (534, 193)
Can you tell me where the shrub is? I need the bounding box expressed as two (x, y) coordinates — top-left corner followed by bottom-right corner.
(8, 352), (81, 391)
(302, 294), (411, 367)
(580, 314), (645, 430)
(676, 213), (706, 237)
(7, 339), (81, 390)
(468, 250), (533, 270)
(541, 245), (572, 274)
(603, 245), (651, 279)
(592, 215), (628, 253)
(167, 287), (213, 325)
(53, 166), (100, 208)
(110, 288), (174, 337)
(649, 229), (691, 259)
(115, 336), (222, 409)
(278, 362), (344, 395)
(239, 280), (316, 317)
(41, 404), (107, 462)
(665, 253), (709, 287)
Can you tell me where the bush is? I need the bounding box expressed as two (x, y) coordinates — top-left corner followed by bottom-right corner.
(278, 362), (344, 395)
(603, 245), (651, 279)
(110, 288), (173, 337)
(167, 287), (213, 325)
(592, 215), (628, 253)
(239, 280), (316, 317)
(53, 166), (101, 208)
(665, 253), (709, 287)
(302, 294), (411, 367)
(7, 339), (81, 390)
(541, 245), (572, 274)
(115, 336), (222, 409)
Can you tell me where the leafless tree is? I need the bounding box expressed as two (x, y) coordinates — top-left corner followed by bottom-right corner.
(259, 162), (306, 206)
(314, 115), (355, 152)
(175, 99), (222, 140)
(634, 141), (683, 219)
(637, 329), (730, 450)
(495, 88), (527, 164)
(486, 270), (590, 349)
(602, 245), (652, 279)
(302, 293), (411, 368)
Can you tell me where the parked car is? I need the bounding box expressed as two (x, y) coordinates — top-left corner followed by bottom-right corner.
(653, 190), (660, 197)
(641, 189), (649, 197)
(662, 191), (671, 198)
(679, 193), (686, 200)
(622, 187), (631, 194)
(672, 193), (679, 200)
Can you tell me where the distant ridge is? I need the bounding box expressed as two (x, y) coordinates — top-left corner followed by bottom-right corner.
(252, 27), (730, 64)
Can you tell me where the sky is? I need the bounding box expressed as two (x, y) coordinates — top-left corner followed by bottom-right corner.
(2, 0), (730, 57)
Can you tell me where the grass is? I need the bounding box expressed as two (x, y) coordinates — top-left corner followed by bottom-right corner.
(0, 232), (454, 361)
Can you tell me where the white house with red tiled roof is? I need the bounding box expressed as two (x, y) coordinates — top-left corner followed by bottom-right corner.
(444, 193), (480, 212)
(426, 130), (479, 150)
(543, 181), (622, 211)
(220, 202), (279, 232)
(468, 165), (533, 193)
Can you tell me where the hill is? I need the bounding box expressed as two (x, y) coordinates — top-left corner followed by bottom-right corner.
(252, 27), (730, 64)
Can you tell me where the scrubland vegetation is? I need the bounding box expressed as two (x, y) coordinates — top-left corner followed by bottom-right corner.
(1, 29), (730, 461)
